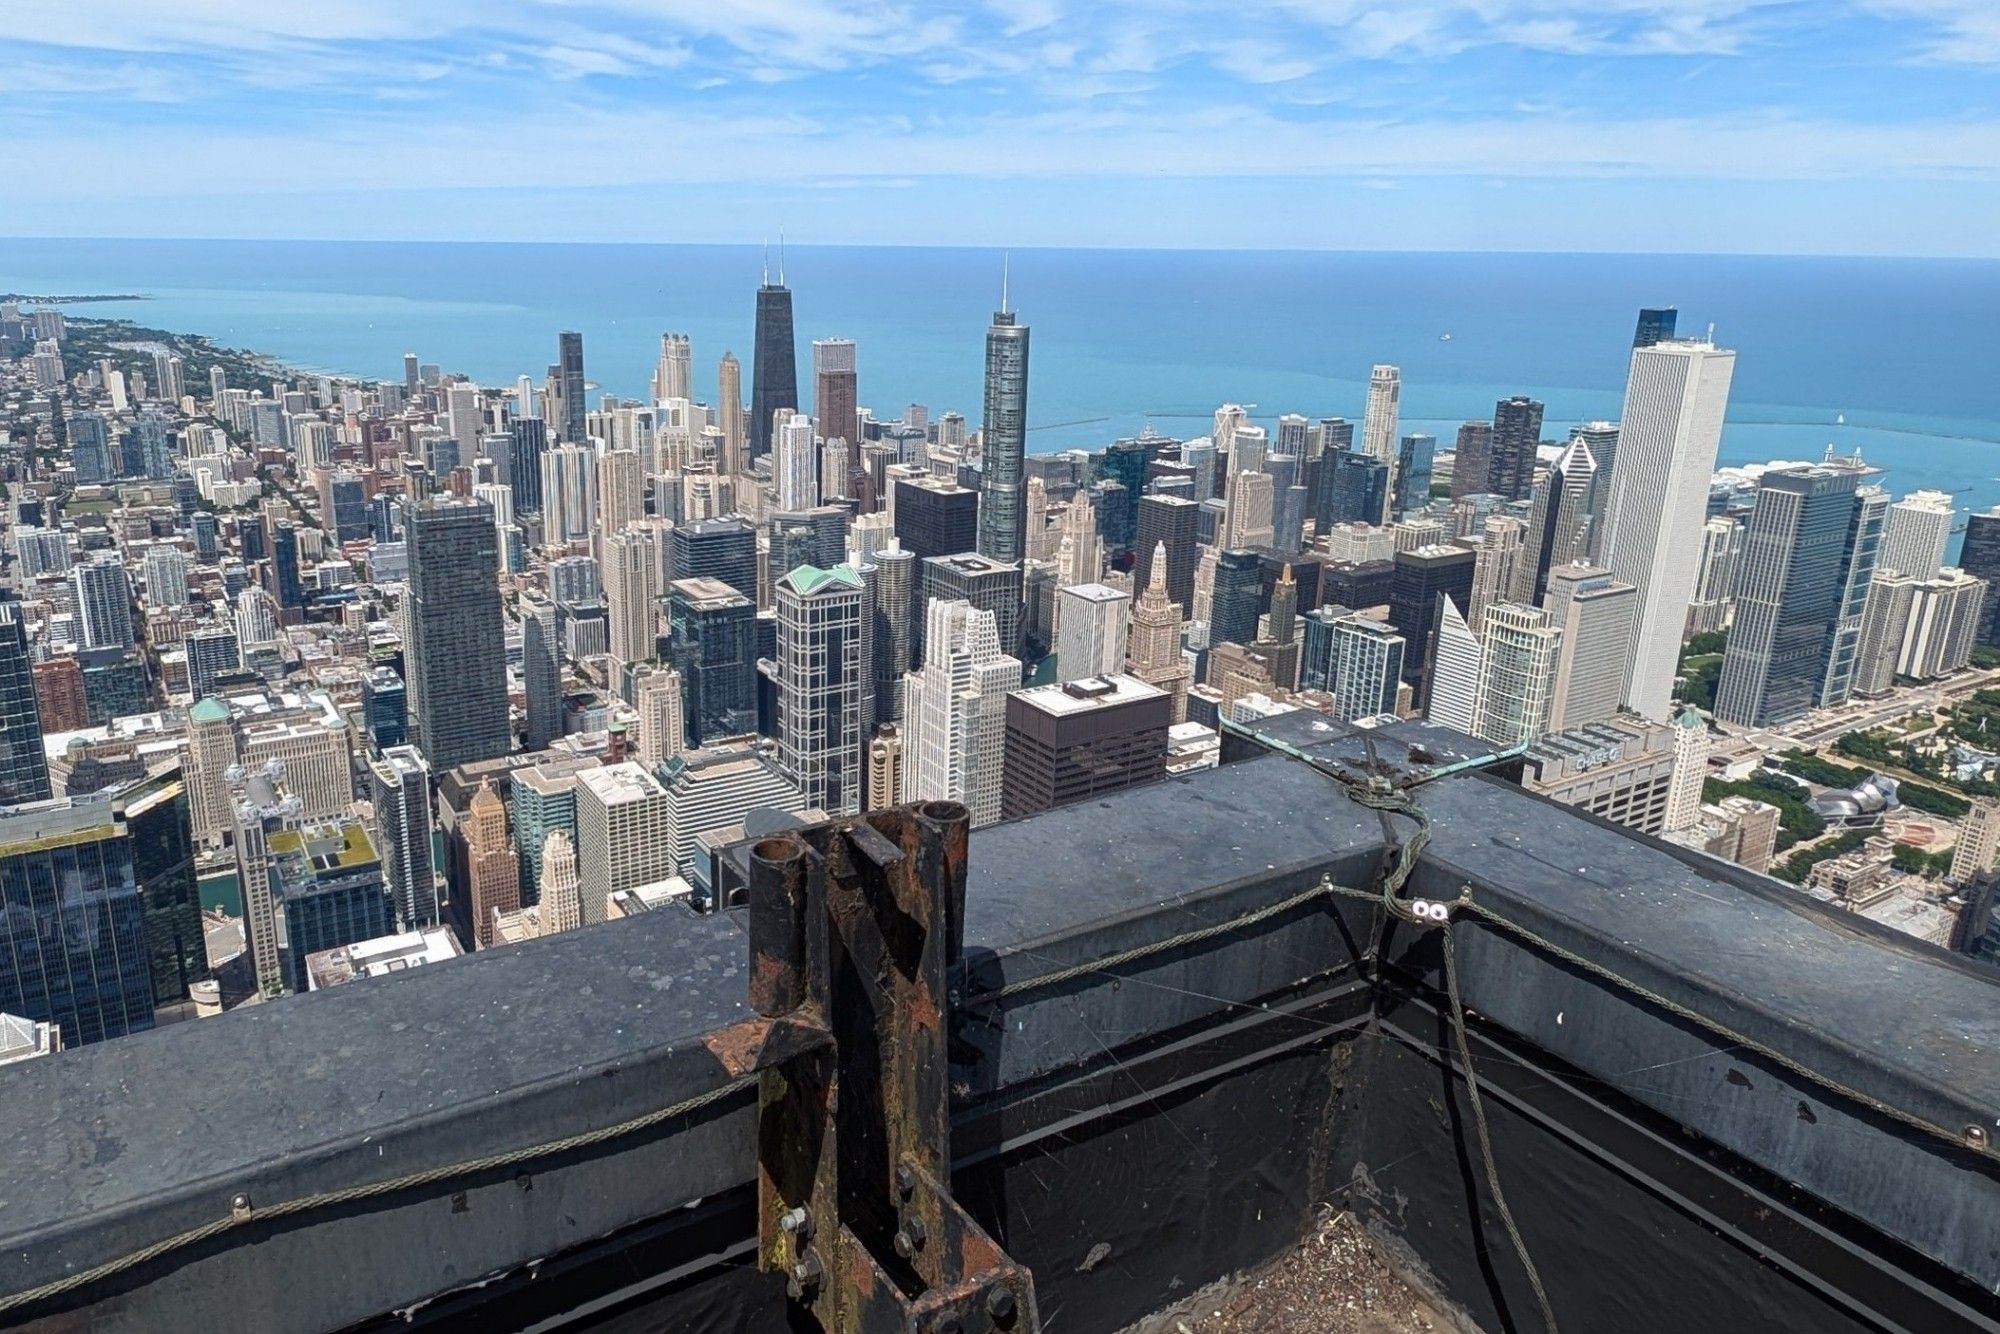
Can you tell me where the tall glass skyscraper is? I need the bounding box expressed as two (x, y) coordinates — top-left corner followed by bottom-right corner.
(0, 604), (52, 807)
(557, 331), (587, 443)
(117, 767), (208, 1012)
(1392, 433), (1436, 517)
(1210, 550), (1265, 649)
(976, 301), (1031, 566)
(520, 593), (562, 752)
(0, 797), (154, 1047)
(750, 267), (797, 462)
(1715, 464), (1878, 728)
(1316, 452), (1389, 529)
(360, 664), (407, 752)
(668, 578), (760, 746)
(406, 498), (510, 770)
(508, 417), (548, 514)
(1633, 306), (1678, 349)
(1960, 507), (2000, 647)
(670, 519), (759, 601)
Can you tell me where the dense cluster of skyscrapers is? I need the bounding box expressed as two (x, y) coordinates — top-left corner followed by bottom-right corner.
(0, 274), (1993, 1058)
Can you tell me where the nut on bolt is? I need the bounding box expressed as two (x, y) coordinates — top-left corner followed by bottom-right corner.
(778, 1205), (813, 1240)
(986, 1285), (1018, 1324)
(895, 1163), (916, 1199)
(786, 1250), (824, 1300)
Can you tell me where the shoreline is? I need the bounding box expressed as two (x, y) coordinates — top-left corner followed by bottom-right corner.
(3, 292), (148, 304)
(48, 314), (2000, 457)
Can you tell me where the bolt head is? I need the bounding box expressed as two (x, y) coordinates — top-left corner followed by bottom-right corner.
(902, 1215), (926, 1248)
(893, 1229), (914, 1258)
(986, 1286), (1018, 1323)
(895, 1164), (916, 1198)
(779, 1205), (812, 1237)
(230, 1192), (251, 1214)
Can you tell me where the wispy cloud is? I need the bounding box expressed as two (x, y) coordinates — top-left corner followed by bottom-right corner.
(4, 0), (1998, 253)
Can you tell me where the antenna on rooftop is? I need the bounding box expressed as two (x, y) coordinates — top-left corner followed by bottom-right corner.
(779, 230), (786, 286)
(1001, 251), (1011, 315)
(762, 241), (769, 286)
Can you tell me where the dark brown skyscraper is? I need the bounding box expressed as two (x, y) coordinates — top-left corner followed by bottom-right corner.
(1488, 396), (1546, 502)
(812, 338), (859, 467)
(1000, 675), (1169, 819)
(1450, 420), (1493, 498)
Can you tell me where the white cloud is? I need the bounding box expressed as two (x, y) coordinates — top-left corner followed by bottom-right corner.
(1859, 1), (2000, 63)
(16, 99), (2000, 197)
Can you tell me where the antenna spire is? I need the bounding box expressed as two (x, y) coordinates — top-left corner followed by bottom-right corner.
(1001, 250), (1010, 315)
(762, 241), (769, 286)
(779, 230), (786, 286)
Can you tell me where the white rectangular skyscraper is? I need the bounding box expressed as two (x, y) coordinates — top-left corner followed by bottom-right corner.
(1362, 365), (1400, 465)
(1597, 338), (1736, 720)
(1053, 583), (1131, 683)
(1878, 489), (1954, 582)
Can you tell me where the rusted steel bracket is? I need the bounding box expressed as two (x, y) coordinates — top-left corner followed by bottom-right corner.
(748, 801), (1040, 1334)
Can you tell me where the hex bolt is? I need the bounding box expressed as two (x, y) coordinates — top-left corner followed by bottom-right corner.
(778, 1205), (813, 1240)
(986, 1286), (1018, 1324)
(901, 1215), (926, 1250)
(895, 1164), (916, 1199)
(786, 1251), (824, 1300)
(1968, 1124), (1990, 1150)
(893, 1229), (915, 1259)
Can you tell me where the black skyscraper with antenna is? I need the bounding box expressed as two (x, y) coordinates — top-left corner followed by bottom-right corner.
(750, 243), (798, 463)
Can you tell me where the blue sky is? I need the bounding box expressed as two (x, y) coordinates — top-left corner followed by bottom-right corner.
(5, 1), (1999, 254)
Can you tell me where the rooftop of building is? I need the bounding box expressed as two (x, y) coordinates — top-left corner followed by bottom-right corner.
(304, 929), (465, 991)
(0, 1012), (59, 1066)
(266, 818), (378, 875)
(0, 796), (119, 856)
(1058, 582), (1130, 604)
(605, 877), (696, 917)
(1013, 673), (1166, 718)
(43, 710), (181, 762)
(777, 564), (862, 596)
(213, 684), (343, 730)
(926, 551), (1018, 575)
(575, 760), (666, 804)
(669, 576), (751, 608)
(3, 714), (1999, 1332)
(895, 473), (973, 495)
(1523, 713), (1673, 767)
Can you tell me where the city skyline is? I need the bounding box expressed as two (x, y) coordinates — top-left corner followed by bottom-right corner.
(2, 254), (1998, 1033)
(5, 6), (2000, 1326)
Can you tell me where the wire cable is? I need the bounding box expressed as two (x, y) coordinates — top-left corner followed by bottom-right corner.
(1441, 918), (1560, 1333)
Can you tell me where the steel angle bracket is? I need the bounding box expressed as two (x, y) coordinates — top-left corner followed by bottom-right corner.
(747, 801), (1039, 1334)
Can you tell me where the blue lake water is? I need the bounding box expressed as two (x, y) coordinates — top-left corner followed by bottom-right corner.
(7, 238), (1998, 539)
